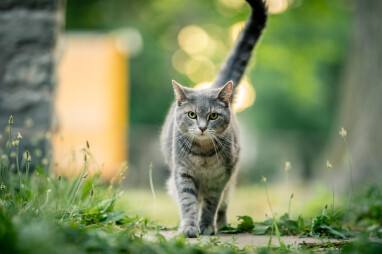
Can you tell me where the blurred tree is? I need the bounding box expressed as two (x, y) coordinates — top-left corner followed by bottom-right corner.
(0, 0), (64, 170)
(239, 0), (350, 180)
(323, 0), (382, 187)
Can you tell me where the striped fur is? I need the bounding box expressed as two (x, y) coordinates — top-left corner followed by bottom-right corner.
(161, 0), (267, 238)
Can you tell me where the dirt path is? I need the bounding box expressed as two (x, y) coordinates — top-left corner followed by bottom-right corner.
(159, 230), (349, 248)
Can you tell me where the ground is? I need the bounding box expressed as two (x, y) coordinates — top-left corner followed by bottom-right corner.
(159, 230), (350, 248)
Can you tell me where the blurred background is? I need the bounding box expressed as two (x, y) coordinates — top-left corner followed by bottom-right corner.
(1, 0), (381, 226)
(63, 0), (353, 184)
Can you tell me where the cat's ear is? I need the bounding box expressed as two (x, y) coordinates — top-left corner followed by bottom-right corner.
(172, 80), (188, 103)
(218, 81), (233, 103)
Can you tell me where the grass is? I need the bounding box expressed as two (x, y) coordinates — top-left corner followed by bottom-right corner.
(117, 183), (343, 228)
(1, 117), (382, 253)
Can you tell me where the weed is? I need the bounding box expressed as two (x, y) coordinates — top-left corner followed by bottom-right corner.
(326, 160), (335, 215)
(355, 186), (382, 238)
(149, 162), (157, 224)
(0, 115), (376, 254)
(308, 205), (354, 239)
(288, 193), (294, 218)
(261, 175), (287, 250)
(340, 127), (353, 223)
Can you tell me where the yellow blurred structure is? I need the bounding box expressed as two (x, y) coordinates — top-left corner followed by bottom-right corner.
(55, 34), (128, 180)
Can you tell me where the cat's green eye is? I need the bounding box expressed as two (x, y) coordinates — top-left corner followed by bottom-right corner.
(188, 111), (197, 119)
(209, 113), (219, 120)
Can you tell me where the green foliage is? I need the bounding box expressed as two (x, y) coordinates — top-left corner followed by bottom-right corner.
(220, 208), (353, 240)
(236, 215), (255, 233)
(355, 186), (382, 238)
(252, 213), (306, 236)
(0, 119), (300, 253)
(1, 117), (379, 253)
(219, 215), (254, 234)
(342, 234), (382, 254)
(308, 206), (354, 239)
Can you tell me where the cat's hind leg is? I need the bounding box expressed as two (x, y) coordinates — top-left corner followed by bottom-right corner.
(216, 185), (232, 229)
(199, 191), (223, 235)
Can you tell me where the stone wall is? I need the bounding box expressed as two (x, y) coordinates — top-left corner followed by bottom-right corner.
(0, 0), (62, 167)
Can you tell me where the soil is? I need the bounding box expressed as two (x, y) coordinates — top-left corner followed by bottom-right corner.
(159, 230), (350, 249)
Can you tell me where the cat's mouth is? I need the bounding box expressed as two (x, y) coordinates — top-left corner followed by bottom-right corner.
(194, 132), (211, 140)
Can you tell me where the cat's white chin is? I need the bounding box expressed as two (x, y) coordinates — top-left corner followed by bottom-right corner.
(194, 134), (211, 141)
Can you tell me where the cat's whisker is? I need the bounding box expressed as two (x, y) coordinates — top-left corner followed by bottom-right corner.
(208, 135), (223, 165)
(213, 135), (233, 157)
(216, 133), (233, 144)
(212, 136), (233, 160)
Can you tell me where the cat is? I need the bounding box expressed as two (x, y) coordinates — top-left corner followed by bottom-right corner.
(160, 0), (267, 238)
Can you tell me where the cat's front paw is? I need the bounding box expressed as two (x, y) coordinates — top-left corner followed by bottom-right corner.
(200, 224), (216, 235)
(179, 224), (199, 238)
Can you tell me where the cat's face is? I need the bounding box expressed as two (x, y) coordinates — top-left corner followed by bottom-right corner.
(172, 80), (233, 140)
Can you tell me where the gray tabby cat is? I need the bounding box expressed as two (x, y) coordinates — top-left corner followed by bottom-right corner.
(161, 0), (267, 238)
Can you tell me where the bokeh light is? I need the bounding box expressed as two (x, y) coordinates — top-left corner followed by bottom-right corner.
(218, 0), (245, 9)
(232, 78), (256, 113)
(267, 0), (290, 14)
(230, 21), (246, 45)
(172, 49), (189, 74)
(178, 25), (209, 55)
(186, 56), (216, 83)
(194, 77), (256, 113)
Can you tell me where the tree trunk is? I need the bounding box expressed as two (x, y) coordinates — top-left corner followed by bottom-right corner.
(0, 0), (64, 169)
(323, 0), (382, 189)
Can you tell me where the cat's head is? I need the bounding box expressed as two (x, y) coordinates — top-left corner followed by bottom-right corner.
(172, 80), (233, 140)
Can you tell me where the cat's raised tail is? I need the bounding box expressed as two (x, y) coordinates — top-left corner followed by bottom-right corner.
(212, 0), (267, 99)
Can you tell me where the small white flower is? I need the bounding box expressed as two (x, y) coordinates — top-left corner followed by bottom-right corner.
(1, 154), (6, 161)
(10, 152), (16, 158)
(284, 161), (292, 171)
(17, 132), (22, 140)
(12, 140), (19, 147)
(326, 160), (332, 169)
(25, 150), (31, 162)
(339, 127), (347, 137)
(9, 115), (13, 125)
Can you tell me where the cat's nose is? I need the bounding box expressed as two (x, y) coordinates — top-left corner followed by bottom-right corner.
(199, 127), (207, 133)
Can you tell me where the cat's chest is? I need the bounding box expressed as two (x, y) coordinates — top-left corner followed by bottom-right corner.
(190, 154), (227, 182)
